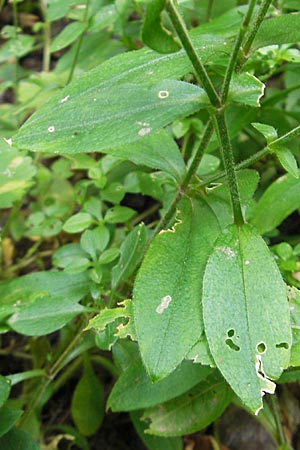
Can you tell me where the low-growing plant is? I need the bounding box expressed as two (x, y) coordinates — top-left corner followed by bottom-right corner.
(1, 0), (300, 448)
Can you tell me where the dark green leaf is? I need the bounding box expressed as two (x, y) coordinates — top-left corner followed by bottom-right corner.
(202, 224), (291, 413)
(0, 407), (23, 438)
(71, 360), (104, 436)
(254, 13), (300, 49)
(50, 22), (86, 53)
(108, 360), (212, 411)
(142, 0), (180, 53)
(0, 376), (11, 408)
(143, 372), (232, 436)
(133, 197), (220, 381)
(13, 80), (209, 155)
(251, 171), (300, 234)
(106, 131), (185, 182)
(0, 428), (41, 450)
(111, 224), (147, 289)
(130, 410), (183, 450)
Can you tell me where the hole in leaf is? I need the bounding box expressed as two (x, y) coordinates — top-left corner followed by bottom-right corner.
(227, 329), (235, 338)
(256, 342), (267, 354)
(276, 342), (289, 350)
(225, 338), (240, 351)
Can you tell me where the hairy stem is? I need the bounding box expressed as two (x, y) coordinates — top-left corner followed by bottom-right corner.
(240, 0), (273, 64)
(166, 0), (221, 107)
(153, 119), (214, 235)
(221, 0), (257, 103)
(213, 111), (244, 225)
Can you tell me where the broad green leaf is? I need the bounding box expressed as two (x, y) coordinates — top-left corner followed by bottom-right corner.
(130, 410), (183, 450)
(251, 122), (277, 143)
(99, 248), (119, 265)
(133, 197), (221, 381)
(50, 22), (87, 53)
(196, 154), (220, 176)
(0, 271), (89, 322)
(7, 295), (85, 336)
(71, 360), (104, 436)
(0, 376), (11, 408)
(111, 224), (147, 289)
(143, 372), (232, 436)
(0, 141), (36, 209)
(63, 212), (93, 233)
(228, 73), (265, 107)
(142, 0), (180, 53)
(0, 35), (35, 63)
(53, 243), (88, 268)
(0, 427), (40, 450)
(0, 407), (23, 438)
(202, 224), (292, 414)
(107, 359), (212, 412)
(13, 80), (209, 154)
(86, 299), (136, 341)
(254, 13), (300, 49)
(106, 131), (185, 182)
(251, 171), (300, 234)
(275, 148), (299, 179)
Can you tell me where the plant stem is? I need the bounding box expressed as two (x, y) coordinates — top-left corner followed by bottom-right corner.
(165, 0), (221, 107)
(40, 0), (51, 72)
(19, 326), (84, 426)
(153, 119), (214, 235)
(205, 0), (214, 22)
(66, 0), (90, 84)
(213, 111), (244, 225)
(221, 0), (257, 103)
(268, 394), (288, 447)
(241, 0), (273, 63)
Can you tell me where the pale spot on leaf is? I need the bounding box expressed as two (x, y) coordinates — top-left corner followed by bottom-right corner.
(138, 127), (151, 137)
(158, 90), (169, 99)
(60, 95), (70, 103)
(156, 295), (172, 314)
(48, 126), (55, 133)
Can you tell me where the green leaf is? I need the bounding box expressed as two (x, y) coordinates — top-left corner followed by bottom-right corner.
(71, 360), (104, 436)
(53, 243), (88, 268)
(105, 131), (185, 182)
(104, 206), (136, 223)
(0, 271), (89, 323)
(50, 21), (87, 53)
(142, 0), (180, 53)
(130, 410), (183, 450)
(143, 372), (232, 436)
(0, 427), (41, 450)
(63, 212), (94, 233)
(202, 224), (292, 414)
(229, 73), (265, 107)
(7, 295), (85, 336)
(251, 171), (300, 234)
(254, 12), (300, 49)
(112, 224), (147, 289)
(13, 80), (209, 155)
(6, 369), (45, 386)
(0, 407), (23, 438)
(0, 376), (11, 408)
(251, 122), (277, 143)
(108, 359), (212, 412)
(275, 148), (299, 179)
(0, 141), (36, 209)
(133, 197), (221, 381)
